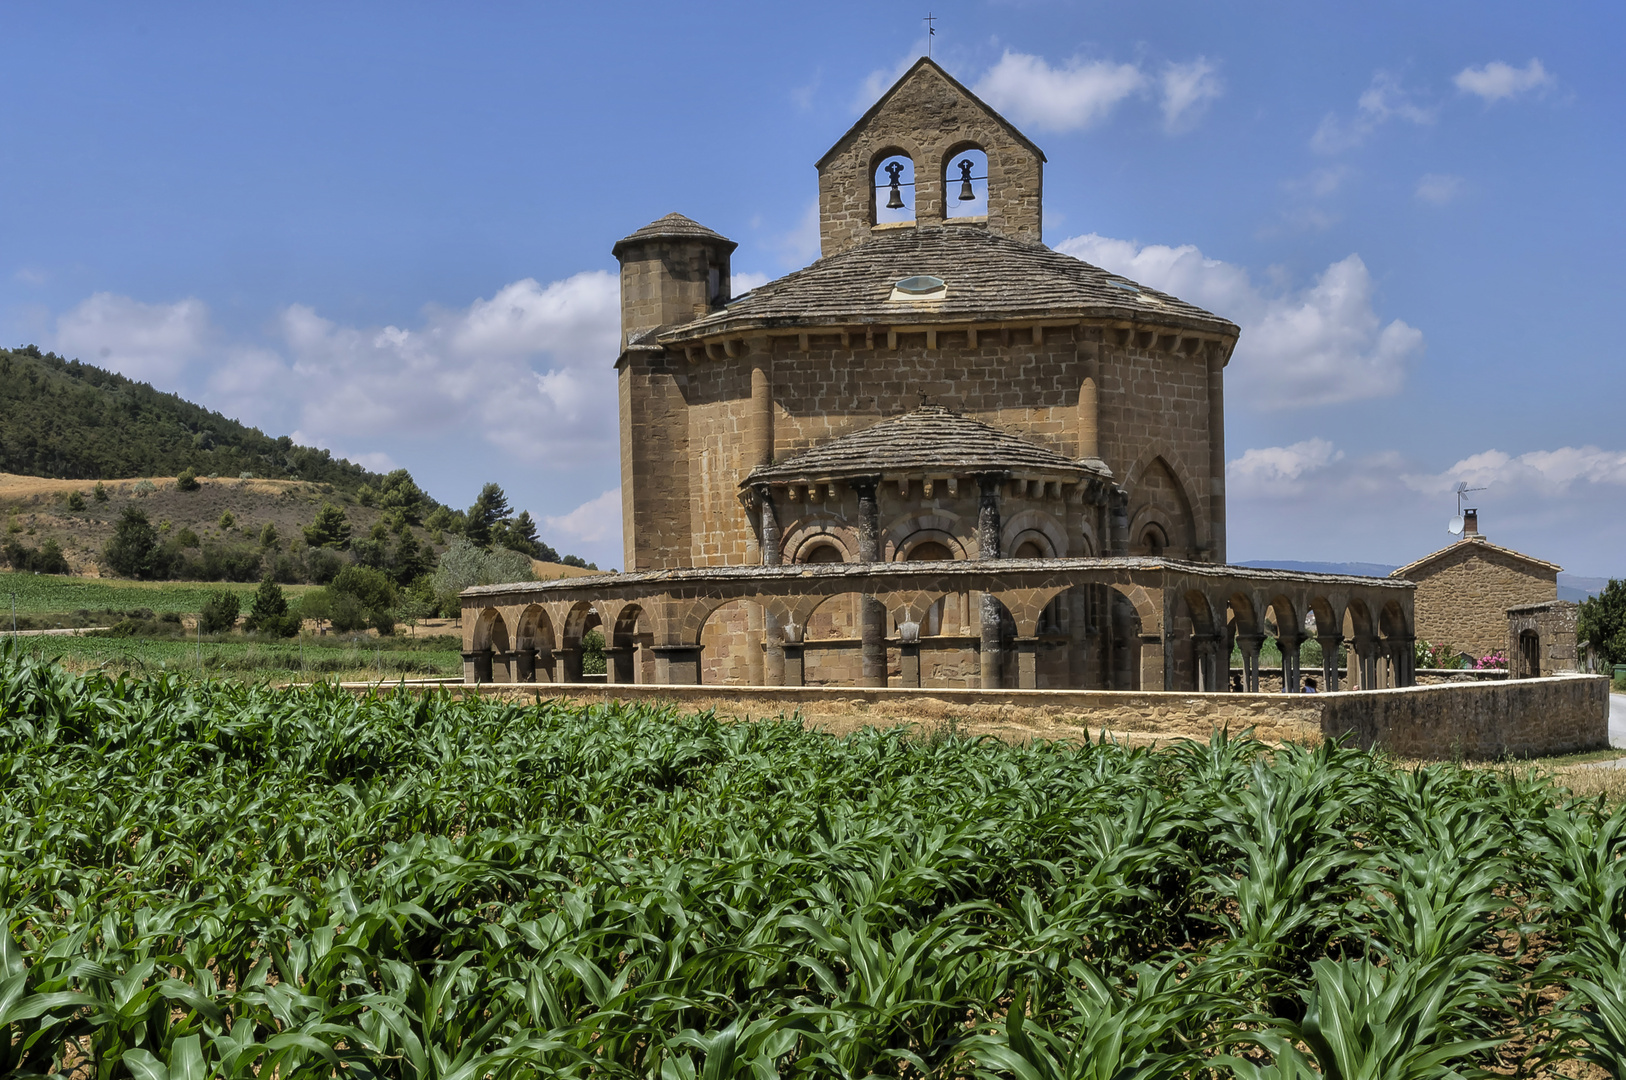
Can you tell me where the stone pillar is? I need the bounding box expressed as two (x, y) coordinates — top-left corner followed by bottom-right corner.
(462, 650), (488, 684)
(853, 477), (886, 688)
(1139, 633), (1166, 691)
(603, 646), (634, 685)
(492, 650), (516, 684)
(1016, 637), (1039, 689)
(654, 645), (703, 685)
(1078, 376), (1099, 459)
(1317, 635), (1342, 692)
(1396, 637), (1416, 687)
(1108, 486), (1130, 556)
(1237, 634), (1262, 692)
(1206, 345), (1227, 563)
(558, 647), (583, 684)
(515, 648), (537, 683)
(534, 648), (556, 684)
(783, 643), (805, 687)
(756, 485), (780, 566)
(1194, 636), (1219, 692)
(1279, 635), (1301, 694)
(976, 474), (1004, 690)
(898, 620), (922, 688)
(1352, 639), (1377, 690)
(749, 339), (773, 468)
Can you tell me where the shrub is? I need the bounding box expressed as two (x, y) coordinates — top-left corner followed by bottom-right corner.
(198, 591), (241, 634)
(331, 565), (397, 635)
(66, 490), (85, 511)
(176, 527), (201, 549)
(218, 511), (235, 530)
(92, 481), (109, 503)
(243, 577), (299, 637)
(175, 468), (201, 492)
(183, 543), (262, 583)
(102, 506), (172, 579)
(3, 538), (70, 574)
(132, 479), (155, 496)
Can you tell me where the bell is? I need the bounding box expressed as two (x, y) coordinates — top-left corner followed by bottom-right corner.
(957, 159), (976, 202)
(884, 161), (906, 210)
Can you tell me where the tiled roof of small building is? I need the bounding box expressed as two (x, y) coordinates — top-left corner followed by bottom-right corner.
(1390, 536), (1564, 580)
(742, 405), (1108, 487)
(612, 213), (737, 258)
(664, 226), (1238, 341)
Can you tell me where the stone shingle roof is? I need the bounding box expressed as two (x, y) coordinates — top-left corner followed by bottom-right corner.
(1391, 536), (1563, 580)
(742, 405), (1108, 487)
(663, 226), (1237, 342)
(612, 213), (737, 258)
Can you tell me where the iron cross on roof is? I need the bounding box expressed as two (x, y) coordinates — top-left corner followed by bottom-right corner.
(923, 13), (936, 58)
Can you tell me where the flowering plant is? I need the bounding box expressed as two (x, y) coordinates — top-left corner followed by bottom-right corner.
(1475, 650), (1509, 670)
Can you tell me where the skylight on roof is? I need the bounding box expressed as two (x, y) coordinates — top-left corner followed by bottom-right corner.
(895, 275), (946, 294)
(1109, 281), (1140, 293)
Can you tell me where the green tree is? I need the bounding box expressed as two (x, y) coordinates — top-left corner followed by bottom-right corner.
(377, 469), (430, 525)
(259, 521), (279, 549)
(1580, 579), (1626, 667)
(331, 564), (397, 634)
(389, 527), (434, 586)
(495, 509), (558, 561)
(66, 490), (85, 511)
(92, 481), (109, 503)
(175, 468), (201, 492)
(243, 576), (299, 637)
(464, 483), (510, 549)
(103, 506), (169, 579)
(198, 591), (240, 634)
(303, 503), (352, 549)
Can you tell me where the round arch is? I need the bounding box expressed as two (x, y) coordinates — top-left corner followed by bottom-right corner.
(893, 529), (968, 562)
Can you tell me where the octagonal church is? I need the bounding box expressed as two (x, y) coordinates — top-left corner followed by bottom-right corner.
(463, 58), (1416, 694)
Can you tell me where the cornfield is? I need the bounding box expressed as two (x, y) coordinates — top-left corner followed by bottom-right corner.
(0, 645), (1622, 1078)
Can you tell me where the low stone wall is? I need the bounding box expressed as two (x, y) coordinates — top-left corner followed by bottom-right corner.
(429, 674), (1610, 759)
(1319, 674), (1608, 759)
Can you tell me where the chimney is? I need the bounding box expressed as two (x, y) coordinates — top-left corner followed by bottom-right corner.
(1462, 508), (1480, 539)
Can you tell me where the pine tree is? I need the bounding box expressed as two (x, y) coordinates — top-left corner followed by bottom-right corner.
(302, 504), (352, 549)
(464, 483), (511, 549)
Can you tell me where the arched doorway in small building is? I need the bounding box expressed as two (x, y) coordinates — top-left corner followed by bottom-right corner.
(1518, 629), (1541, 678)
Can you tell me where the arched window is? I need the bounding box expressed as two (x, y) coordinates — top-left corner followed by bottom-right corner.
(944, 148), (987, 219)
(906, 540), (953, 561)
(873, 153), (916, 225)
(802, 542), (845, 564)
(1139, 524), (1168, 557)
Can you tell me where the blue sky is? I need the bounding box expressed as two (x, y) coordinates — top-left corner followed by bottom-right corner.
(3, 2), (1622, 575)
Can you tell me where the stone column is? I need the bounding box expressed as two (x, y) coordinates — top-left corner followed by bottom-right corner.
(898, 620), (922, 688)
(853, 477), (887, 688)
(1279, 634), (1301, 694)
(1108, 486), (1130, 556)
(654, 645), (703, 685)
(1015, 637), (1039, 689)
(1078, 376), (1099, 459)
(749, 338), (773, 468)
(1193, 636), (1218, 692)
(557, 646), (583, 683)
(1317, 635), (1342, 692)
(603, 646), (634, 685)
(462, 650), (486, 684)
(1396, 637), (1416, 687)
(976, 474), (1004, 690)
(515, 648), (537, 683)
(756, 485), (780, 566)
(492, 651), (516, 683)
(1236, 634), (1262, 692)
(1139, 634), (1166, 691)
(534, 648), (556, 684)
(754, 484), (783, 686)
(1206, 345), (1227, 563)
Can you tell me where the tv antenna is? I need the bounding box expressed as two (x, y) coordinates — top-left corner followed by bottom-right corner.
(1446, 480), (1486, 535)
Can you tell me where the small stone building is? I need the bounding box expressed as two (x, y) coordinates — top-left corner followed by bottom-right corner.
(1391, 510), (1560, 661)
(461, 57), (1419, 693)
(1507, 600), (1579, 678)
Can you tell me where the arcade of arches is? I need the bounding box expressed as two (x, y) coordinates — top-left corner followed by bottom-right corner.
(462, 559), (1416, 693)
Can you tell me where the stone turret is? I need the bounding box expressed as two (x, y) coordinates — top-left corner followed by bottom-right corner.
(612, 213), (737, 350)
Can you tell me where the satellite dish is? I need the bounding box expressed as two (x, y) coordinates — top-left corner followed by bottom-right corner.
(1448, 516), (1465, 535)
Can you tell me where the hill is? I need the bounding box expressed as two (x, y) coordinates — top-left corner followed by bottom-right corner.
(0, 345), (389, 494)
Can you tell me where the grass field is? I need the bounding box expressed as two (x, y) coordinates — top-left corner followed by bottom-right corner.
(0, 569), (315, 619)
(8, 631), (462, 681)
(1, 647), (1624, 1078)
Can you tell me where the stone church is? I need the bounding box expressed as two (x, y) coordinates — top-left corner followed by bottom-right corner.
(463, 58), (1415, 693)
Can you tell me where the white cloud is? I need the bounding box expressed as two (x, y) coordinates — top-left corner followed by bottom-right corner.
(53, 292), (212, 384)
(1160, 57), (1223, 132)
(1414, 173), (1464, 205)
(775, 201), (822, 268)
(973, 51), (1146, 133)
(274, 271), (622, 465)
(1402, 446), (1626, 497)
(1312, 71), (1434, 153)
(1056, 233), (1424, 408)
(1227, 439), (1344, 497)
(730, 271), (771, 297)
(545, 488), (621, 546)
(1454, 59), (1553, 103)
(855, 52), (921, 111)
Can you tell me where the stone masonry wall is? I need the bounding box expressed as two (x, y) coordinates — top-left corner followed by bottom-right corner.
(817, 60), (1044, 257)
(1408, 541), (1557, 658)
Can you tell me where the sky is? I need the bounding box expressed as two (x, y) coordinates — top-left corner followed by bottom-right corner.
(2, 2), (1623, 576)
